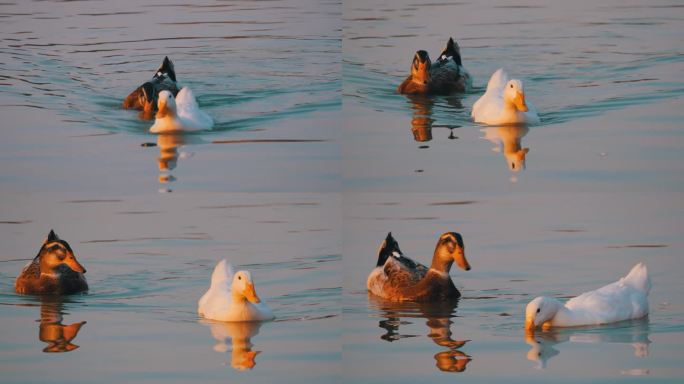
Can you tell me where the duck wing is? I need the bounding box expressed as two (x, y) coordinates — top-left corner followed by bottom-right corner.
(198, 260), (234, 317)
(176, 87), (214, 130)
(384, 255), (429, 285)
(472, 69), (508, 120)
(566, 273), (649, 324)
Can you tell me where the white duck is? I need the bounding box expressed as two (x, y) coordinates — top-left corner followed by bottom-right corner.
(198, 260), (274, 322)
(150, 87), (213, 133)
(525, 263), (650, 330)
(471, 68), (540, 126)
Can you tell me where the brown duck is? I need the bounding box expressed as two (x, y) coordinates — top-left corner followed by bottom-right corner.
(397, 38), (472, 95)
(15, 230), (88, 295)
(367, 232), (471, 301)
(123, 56), (179, 119)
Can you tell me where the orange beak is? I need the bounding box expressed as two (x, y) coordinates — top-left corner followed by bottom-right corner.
(513, 91), (529, 112)
(243, 282), (261, 304)
(156, 99), (169, 118)
(525, 318), (536, 331)
(66, 257), (86, 274)
(454, 248), (471, 271)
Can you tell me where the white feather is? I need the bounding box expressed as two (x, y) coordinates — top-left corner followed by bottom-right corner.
(150, 87), (214, 133)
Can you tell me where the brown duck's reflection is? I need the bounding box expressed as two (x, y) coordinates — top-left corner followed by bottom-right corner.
(407, 95), (461, 143)
(480, 126), (530, 172)
(370, 296), (472, 373)
(408, 95), (434, 142)
(525, 318), (651, 369)
(38, 297), (86, 353)
(203, 320), (264, 371)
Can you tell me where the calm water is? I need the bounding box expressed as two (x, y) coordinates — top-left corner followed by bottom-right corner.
(1, 0), (684, 383)
(342, 0), (684, 383)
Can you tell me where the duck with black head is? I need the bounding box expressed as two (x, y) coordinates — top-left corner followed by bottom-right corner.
(367, 232), (472, 302)
(123, 56), (179, 119)
(15, 230), (88, 295)
(398, 38), (472, 95)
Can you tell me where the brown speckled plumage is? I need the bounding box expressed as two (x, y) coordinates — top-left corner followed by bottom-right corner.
(368, 232), (471, 302)
(398, 38), (471, 95)
(15, 230), (88, 295)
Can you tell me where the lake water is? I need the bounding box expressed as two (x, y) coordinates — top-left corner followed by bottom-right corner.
(1, 0), (683, 383)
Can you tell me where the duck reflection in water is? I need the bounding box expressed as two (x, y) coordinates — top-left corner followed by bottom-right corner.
(480, 126), (530, 172)
(525, 319), (651, 369)
(155, 133), (200, 190)
(406, 96), (461, 143)
(38, 297), (86, 353)
(202, 320), (265, 371)
(371, 297), (472, 373)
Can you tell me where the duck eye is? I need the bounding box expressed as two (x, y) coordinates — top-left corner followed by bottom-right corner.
(510, 84), (514, 88)
(238, 276), (242, 280)
(536, 308), (541, 313)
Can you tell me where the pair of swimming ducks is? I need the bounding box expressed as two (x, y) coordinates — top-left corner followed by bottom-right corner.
(398, 37), (540, 126)
(15, 230), (274, 322)
(17, 230), (650, 330)
(122, 56), (213, 132)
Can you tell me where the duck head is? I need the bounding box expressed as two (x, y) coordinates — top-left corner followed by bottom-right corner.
(434, 232), (471, 272)
(525, 296), (561, 331)
(232, 271), (261, 304)
(503, 79), (529, 112)
(38, 230), (86, 275)
(156, 90), (177, 119)
(411, 50), (431, 85)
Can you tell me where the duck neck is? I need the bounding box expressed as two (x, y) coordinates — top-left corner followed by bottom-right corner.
(232, 291), (248, 304)
(429, 253), (453, 274)
(503, 98), (520, 115)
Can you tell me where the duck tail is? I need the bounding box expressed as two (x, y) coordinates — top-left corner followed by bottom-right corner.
(623, 262), (651, 294)
(487, 68), (509, 92)
(376, 232), (401, 267)
(156, 56), (176, 82)
(175, 87), (198, 108)
(210, 259), (235, 286)
(440, 37), (462, 66)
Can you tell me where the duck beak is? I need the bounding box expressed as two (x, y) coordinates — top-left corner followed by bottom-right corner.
(525, 318), (536, 331)
(243, 282), (261, 304)
(455, 248), (471, 271)
(67, 257), (86, 274)
(514, 91), (529, 112)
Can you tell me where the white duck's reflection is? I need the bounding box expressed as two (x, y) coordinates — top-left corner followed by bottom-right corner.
(38, 297), (86, 353)
(525, 319), (651, 369)
(155, 133), (200, 191)
(370, 297), (472, 373)
(202, 320), (265, 371)
(480, 126), (530, 173)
